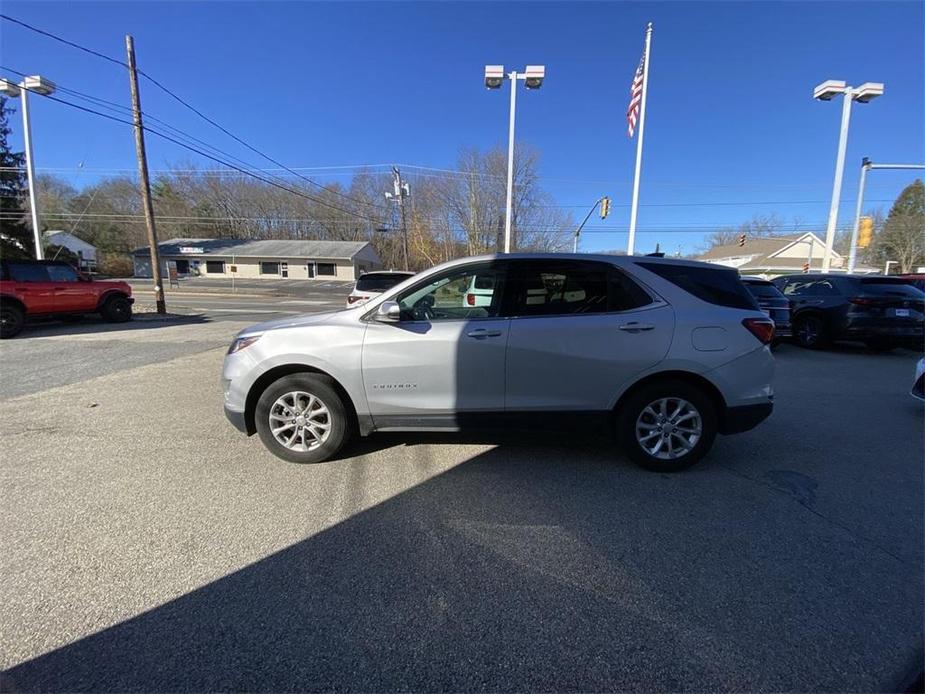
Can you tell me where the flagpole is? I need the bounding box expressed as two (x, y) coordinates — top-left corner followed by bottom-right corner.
(627, 22), (653, 256)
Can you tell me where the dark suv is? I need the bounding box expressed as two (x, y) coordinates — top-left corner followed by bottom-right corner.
(741, 277), (791, 345)
(772, 274), (924, 350)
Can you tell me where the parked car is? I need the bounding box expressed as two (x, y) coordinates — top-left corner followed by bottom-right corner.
(222, 255), (775, 472)
(0, 259), (134, 339)
(740, 276), (792, 345)
(345, 271), (414, 307)
(912, 358), (925, 402)
(772, 274), (925, 350)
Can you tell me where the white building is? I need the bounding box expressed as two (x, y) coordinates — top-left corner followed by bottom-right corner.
(44, 231), (97, 270)
(697, 232), (878, 277)
(132, 238), (382, 281)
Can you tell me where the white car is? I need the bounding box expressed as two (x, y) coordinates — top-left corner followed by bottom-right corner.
(345, 271), (414, 308)
(223, 254), (776, 472)
(912, 358), (925, 401)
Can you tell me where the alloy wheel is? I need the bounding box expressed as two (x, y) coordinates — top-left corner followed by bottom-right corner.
(635, 397), (702, 460)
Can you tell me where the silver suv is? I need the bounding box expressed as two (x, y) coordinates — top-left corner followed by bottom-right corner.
(222, 254), (775, 471)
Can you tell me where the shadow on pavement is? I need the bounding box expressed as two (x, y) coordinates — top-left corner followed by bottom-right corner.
(5, 440), (919, 692)
(13, 314), (210, 339)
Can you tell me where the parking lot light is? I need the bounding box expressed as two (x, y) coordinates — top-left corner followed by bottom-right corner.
(814, 78), (885, 273)
(0, 74), (56, 259)
(484, 64), (547, 253)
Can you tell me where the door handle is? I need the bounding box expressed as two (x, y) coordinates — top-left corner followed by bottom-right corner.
(618, 322), (655, 332)
(466, 328), (502, 338)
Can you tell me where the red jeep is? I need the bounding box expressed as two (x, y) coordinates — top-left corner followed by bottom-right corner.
(0, 259), (134, 338)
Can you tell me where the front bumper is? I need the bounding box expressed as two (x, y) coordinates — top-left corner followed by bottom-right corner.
(224, 405), (248, 433)
(719, 402), (773, 435)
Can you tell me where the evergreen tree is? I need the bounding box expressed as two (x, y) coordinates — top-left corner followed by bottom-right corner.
(0, 96), (33, 258)
(876, 179), (925, 273)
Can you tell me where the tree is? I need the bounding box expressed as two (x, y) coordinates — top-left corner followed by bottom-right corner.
(874, 179), (925, 273)
(0, 96), (32, 258)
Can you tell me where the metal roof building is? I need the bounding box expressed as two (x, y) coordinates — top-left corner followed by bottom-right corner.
(132, 238), (382, 281)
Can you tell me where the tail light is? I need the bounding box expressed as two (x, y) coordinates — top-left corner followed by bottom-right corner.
(347, 295), (368, 305)
(742, 317), (775, 345)
(466, 293), (475, 306)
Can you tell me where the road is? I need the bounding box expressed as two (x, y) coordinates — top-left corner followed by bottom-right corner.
(0, 327), (922, 692)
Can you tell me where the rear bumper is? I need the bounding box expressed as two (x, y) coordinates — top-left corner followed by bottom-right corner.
(720, 402), (773, 435)
(224, 405), (248, 433)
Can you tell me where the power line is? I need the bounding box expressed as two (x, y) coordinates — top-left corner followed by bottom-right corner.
(0, 18), (387, 212)
(24, 87), (386, 224)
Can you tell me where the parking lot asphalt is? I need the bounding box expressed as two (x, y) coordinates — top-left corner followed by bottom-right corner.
(0, 329), (922, 692)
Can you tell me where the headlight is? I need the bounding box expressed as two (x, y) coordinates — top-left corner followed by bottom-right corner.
(227, 334), (262, 354)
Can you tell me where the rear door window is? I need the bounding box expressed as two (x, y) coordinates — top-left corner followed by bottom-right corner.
(506, 261), (609, 316)
(46, 265), (79, 282)
(744, 281), (782, 299)
(638, 262), (758, 310)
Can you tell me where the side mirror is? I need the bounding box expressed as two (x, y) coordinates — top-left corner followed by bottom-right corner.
(375, 300), (401, 322)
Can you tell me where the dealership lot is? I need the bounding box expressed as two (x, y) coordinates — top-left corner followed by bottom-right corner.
(0, 321), (922, 691)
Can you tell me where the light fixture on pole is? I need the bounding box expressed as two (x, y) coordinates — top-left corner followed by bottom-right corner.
(813, 79), (883, 273)
(1, 75), (56, 260)
(484, 64), (545, 253)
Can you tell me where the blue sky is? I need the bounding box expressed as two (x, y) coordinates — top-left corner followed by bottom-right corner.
(2, 1), (923, 254)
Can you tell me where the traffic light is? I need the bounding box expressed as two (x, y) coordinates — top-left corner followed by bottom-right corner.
(738, 233), (746, 247)
(858, 216), (873, 249)
(600, 196), (611, 219)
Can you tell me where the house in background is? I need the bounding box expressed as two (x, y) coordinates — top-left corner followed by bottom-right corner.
(44, 230), (98, 271)
(132, 238), (382, 281)
(696, 232), (878, 278)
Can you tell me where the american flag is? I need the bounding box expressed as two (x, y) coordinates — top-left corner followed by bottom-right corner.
(626, 52), (645, 138)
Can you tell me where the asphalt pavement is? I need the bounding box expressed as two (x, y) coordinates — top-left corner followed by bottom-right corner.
(0, 331), (922, 692)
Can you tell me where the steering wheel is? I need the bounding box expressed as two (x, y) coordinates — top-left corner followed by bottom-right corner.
(413, 294), (436, 321)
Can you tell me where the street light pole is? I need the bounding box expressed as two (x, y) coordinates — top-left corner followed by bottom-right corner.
(504, 70), (518, 254)
(847, 158), (871, 273)
(821, 90), (853, 273)
(484, 65), (545, 254)
(813, 79), (884, 273)
(18, 84), (44, 259)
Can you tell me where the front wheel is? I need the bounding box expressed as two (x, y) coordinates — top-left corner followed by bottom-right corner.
(254, 373), (352, 464)
(618, 381), (717, 472)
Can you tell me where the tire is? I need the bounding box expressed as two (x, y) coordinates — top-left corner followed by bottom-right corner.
(793, 314), (827, 349)
(617, 380), (717, 472)
(0, 303), (24, 339)
(254, 373), (352, 464)
(100, 295), (133, 323)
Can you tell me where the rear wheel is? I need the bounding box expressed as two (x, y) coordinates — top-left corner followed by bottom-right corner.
(101, 295), (132, 323)
(0, 303), (24, 339)
(793, 314), (827, 349)
(617, 380), (717, 472)
(254, 373), (352, 464)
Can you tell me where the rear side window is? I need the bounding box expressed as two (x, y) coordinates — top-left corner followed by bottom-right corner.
(743, 281), (782, 299)
(781, 279), (839, 296)
(8, 263), (51, 282)
(356, 273), (412, 292)
(858, 279), (924, 298)
(638, 262), (758, 310)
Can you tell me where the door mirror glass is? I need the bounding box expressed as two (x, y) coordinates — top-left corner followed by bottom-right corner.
(376, 300), (401, 322)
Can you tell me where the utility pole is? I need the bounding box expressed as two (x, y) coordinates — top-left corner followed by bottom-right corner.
(125, 35), (165, 314)
(387, 167), (410, 271)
